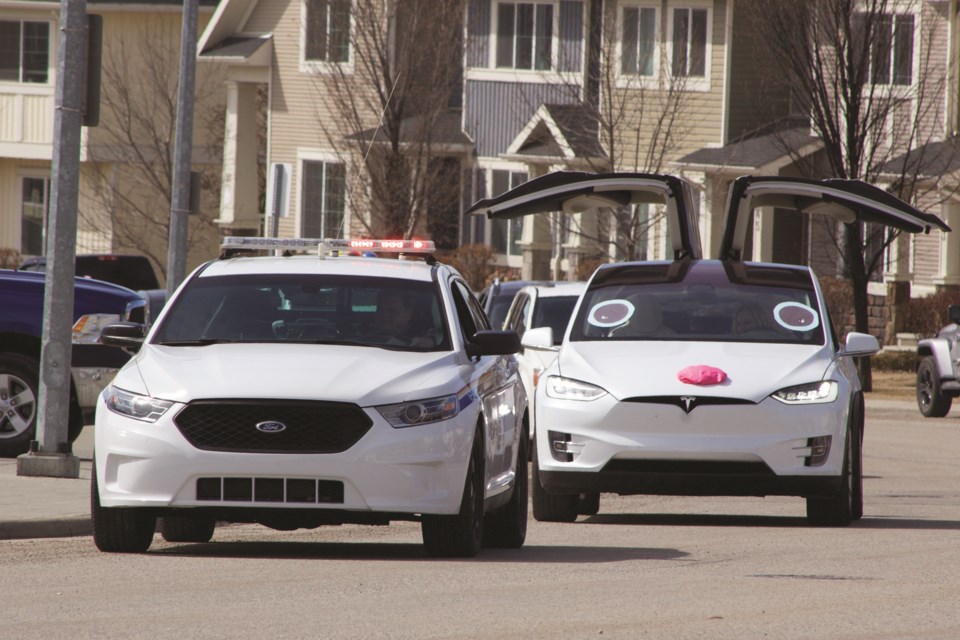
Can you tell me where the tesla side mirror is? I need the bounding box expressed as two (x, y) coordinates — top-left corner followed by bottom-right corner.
(466, 330), (521, 357)
(99, 322), (146, 351)
(839, 332), (880, 358)
(520, 326), (557, 351)
(949, 305), (960, 325)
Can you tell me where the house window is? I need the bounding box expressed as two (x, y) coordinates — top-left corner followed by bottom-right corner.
(305, 0), (351, 63)
(621, 6), (656, 76)
(865, 13), (914, 86)
(671, 7), (707, 78)
(0, 20), (50, 83)
(21, 176), (49, 256)
(301, 161), (346, 238)
(496, 2), (554, 71)
(490, 170), (527, 256)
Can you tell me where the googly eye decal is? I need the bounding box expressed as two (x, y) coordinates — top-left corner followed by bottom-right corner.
(587, 299), (635, 328)
(773, 301), (820, 332)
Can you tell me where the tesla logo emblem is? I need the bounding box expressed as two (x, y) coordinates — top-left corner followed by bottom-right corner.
(680, 397), (696, 414)
(256, 421), (287, 433)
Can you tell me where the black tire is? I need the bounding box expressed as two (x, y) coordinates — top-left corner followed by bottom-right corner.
(806, 422), (859, 527)
(483, 421), (528, 548)
(531, 442), (578, 523)
(91, 462), (156, 553)
(159, 516), (216, 543)
(917, 357), (952, 418)
(422, 424), (485, 557)
(0, 353), (40, 458)
(578, 492), (600, 516)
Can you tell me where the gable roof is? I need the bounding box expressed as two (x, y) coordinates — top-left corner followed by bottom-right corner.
(504, 103), (606, 164)
(197, 0), (260, 55)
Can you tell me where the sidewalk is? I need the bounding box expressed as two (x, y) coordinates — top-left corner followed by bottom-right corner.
(0, 426), (93, 540)
(0, 395), (920, 541)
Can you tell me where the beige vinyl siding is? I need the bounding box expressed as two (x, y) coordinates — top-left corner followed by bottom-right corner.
(252, 0), (379, 239)
(912, 230), (941, 286)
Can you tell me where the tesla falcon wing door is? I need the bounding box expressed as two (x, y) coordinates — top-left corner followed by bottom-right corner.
(466, 171), (703, 260)
(719, 176), (951, 260)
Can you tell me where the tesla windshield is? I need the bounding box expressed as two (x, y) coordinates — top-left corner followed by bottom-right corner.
(569, 261), (825, 345)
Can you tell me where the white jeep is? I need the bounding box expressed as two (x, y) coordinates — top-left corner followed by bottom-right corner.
(916, 305), (960, 417)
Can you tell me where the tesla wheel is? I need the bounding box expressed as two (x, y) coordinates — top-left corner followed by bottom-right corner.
(482, 421), (528, 549)
(159, 516), (216, 543)
(91, 462), (156, 553)
(806, 424), (859, 527)
(422, 424), (485, 557)
(0, 354), (39, 458)
(917, 357), (951, 417)
(578, 492), (600, 516)
(531, 443), (578, 523)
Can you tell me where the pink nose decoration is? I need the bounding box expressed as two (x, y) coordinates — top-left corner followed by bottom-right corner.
(677, 365), (728, 385)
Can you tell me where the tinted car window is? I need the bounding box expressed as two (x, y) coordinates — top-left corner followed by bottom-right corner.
(153, 274), (450, 351)
(532, 296), (579, 345)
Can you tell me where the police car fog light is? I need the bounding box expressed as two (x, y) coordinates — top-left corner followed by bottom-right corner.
(548, 430), (575, 462)
(804, 435), (832, 467)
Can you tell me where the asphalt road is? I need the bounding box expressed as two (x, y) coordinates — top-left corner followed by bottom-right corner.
(1, 398), (958, 640)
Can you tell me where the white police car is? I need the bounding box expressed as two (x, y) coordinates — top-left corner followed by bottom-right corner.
(92, 238), (527, 556)
(470, 172), (949, 526)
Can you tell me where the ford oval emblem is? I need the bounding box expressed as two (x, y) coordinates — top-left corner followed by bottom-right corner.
(255, 421), (287, 433)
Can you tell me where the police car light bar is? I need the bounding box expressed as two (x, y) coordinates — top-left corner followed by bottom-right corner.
(220, 237), (435, 256)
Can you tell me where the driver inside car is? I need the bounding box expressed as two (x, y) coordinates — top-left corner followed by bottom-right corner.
(369, 289), (435, 347)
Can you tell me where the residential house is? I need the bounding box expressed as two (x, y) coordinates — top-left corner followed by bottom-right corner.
(200, 0), (959, 309)
(0, 0), (223, 285)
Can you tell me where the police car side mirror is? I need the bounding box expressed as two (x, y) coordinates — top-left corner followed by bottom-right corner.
(99, 322), (146, 351)
(466, 330), (521, 357)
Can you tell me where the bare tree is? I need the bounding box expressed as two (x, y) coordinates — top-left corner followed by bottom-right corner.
(544, 3), (694, 263)
(312, 0), (466, 244)
(79, 20), (225, 281)
(751, 0), (959, 389)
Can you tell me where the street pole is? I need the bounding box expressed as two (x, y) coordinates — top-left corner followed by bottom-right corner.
(166, 0), (199, 299)
(17, 0), (86, 478)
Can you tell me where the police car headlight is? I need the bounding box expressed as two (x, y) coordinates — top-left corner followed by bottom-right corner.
(103, 386), (175, 422)
(771, 381), (838, 405)
(544, 376), (608, 401)
(377, 394), (458, 428)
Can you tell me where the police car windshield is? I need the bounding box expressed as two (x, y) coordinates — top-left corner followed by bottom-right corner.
(153, 274), (451, 351)
(570, 262), (826, 345)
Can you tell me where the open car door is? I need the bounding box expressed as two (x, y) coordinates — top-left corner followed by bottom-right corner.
(719, 176), (951, 260)
(466, 171), (703, 260)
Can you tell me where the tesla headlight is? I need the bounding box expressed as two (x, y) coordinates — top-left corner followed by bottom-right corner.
(771, 381), (838, 405)
(103, 386), (175, 422)
(544, 376), (608, 401)
(377, 394), (458, 428)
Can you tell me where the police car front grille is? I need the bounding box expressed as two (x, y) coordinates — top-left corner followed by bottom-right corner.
(174, 400), (372, 453)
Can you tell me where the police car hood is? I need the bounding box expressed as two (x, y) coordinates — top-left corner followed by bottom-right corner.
(121, 343), (461, 406)
(556, 340), (833, 402)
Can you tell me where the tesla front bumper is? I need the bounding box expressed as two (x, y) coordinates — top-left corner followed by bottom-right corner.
(535, 392), (849, 498)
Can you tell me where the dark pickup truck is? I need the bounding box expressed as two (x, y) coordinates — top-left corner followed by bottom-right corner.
(0, 270), (146, 457)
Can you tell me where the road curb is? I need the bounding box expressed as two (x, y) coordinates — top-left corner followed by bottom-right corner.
(0, 516), (91, 541)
